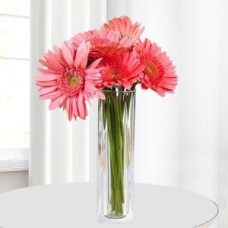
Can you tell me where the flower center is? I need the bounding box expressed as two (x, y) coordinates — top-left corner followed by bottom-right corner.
(109, 70), (120, 78)
(60, 69), (84, 96)
(146, 63), (159, 79)
(69, 75), (80, 87)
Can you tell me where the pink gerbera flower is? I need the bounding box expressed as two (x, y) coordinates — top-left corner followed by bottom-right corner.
(97, 50), (144, 89)
(135, 39), (177, 96)
(71, 29), (119, 50)
(36, 41), (104, 120)
(71, 29), (131, 59)
(103, 16), (144, 45)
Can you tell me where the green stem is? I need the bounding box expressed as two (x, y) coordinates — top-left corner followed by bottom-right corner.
(106, 92), (125, 216)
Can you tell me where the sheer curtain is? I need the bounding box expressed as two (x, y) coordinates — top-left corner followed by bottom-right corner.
(30, 0), (227, 227)
(30, 0), (106, 185)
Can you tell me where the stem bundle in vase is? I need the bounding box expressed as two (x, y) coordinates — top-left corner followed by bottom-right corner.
(99, 88), (135, 218)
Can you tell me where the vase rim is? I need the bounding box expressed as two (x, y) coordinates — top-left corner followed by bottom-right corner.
(101, 89), (136, 93)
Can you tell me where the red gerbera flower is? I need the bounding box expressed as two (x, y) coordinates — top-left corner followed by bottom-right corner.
(135, 39), (177, 96)
(97, 50), (144, 89)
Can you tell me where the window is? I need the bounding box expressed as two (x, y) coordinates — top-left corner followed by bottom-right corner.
(0, 0), (30, 171)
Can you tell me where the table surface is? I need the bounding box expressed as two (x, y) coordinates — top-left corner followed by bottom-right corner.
(0, 183), (218, 228)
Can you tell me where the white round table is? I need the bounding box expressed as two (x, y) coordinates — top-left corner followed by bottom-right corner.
(0, 183), (218, 228)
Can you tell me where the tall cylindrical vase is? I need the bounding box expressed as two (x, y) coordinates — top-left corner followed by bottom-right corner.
(97, 89), (135, 222)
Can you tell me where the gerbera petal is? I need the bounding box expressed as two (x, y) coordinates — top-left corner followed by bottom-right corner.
(72, 97), (79, 118)
(36, 80), (57, 87)
(62, 43), (73, 66)
(36, 74), (59, 81)
(156, 88), (165, 97)
(85, 73), (101, 80)
(85, 81), (97, 91)
(40, 91), (61, 100)
(37, 67), (55, 74)
(74, 41), (90, 69)
(85, 68), (101, 74)
(96, 91), (105, 100)
(39, 86), (58, 96)
(49, 95), (66, 110)
(77, 93), (87, 119)
(66, 97), (73, 121)
(119, 37), (133, 47)
(87, 58), (102, 69)
(42, 53), (64, 70)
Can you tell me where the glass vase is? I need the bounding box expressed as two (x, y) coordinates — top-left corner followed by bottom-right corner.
(97, 89), (135, 222)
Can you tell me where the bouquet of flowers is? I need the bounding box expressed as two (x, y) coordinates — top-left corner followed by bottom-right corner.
(36, 16), (177, 220)
(36, 16), (177, 120)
